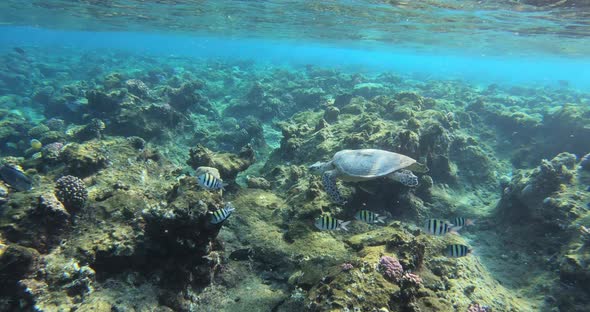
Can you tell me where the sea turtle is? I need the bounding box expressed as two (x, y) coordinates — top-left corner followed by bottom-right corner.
(309, 149), (426, 204)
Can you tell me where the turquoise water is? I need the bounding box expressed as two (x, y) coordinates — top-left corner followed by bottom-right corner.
(2, 26), (590, 88)
(1, 1), (590, 312)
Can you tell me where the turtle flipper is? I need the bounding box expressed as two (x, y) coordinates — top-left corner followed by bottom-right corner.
(322, 171), (347, 204)
(391, 169), (419, 187)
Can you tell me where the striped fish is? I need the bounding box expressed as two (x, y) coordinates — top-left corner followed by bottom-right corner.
(451, 217), (475, 231)
(446, 244), (472, 258)
(314, 215), (351, 231)
(424, 219), (457, 236)
(355, 210), (386, 224)
(197, 172), (225, 191)
(210, 202), (236, 224)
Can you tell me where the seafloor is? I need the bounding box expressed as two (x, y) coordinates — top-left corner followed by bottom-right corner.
(0, 47), (589, 312)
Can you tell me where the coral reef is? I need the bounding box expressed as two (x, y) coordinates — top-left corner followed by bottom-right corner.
(0, 51), (588, 312)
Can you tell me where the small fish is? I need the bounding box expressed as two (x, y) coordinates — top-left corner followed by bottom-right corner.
(355, 210), (386, 224)
(30, 139), (42, 150)
(446, 244), (472, 258)
(424, 219), (457, 236)
(197, 172), (225, 191)
(0, 164), (32, 191)
(450, 217), (475, 230)
(314, 215), (350, 231)
(586, 186), (590, 192)
(210, 202), (235, 224)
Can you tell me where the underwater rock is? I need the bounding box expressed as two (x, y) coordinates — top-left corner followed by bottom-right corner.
(166, 80), (216, 116)
(393, 129), (420, 159)
(333, 92), (353, 107)
(501, 153), (576, 216)
(450, 143), (496, 184)
(217, 115), (267, 149)
(0, 244), (40, 296)
(353, 82), (386, 99)
(292, 87), (325, 109)
(111, 102), (185, 139)
(66, 119), (106, 142)
(264, 165), (307, 192)
(104, 72), (124, 89)
(36, 194), (71, 227)
(41, 142), (65, 163)
(142, 176), (224, 288)
(323, 105), (340, 123)
(187, 144), (255, 181)
(54, 175), (88, 212)
(59, 142), (108, 177)
(306, 245), (435, 312)
(126, 136), (146, 150)
(559, 254), (590, 295)
(28, 124), (50, 139)
(32, 86), (54, 106)
(44, 118), (66, 132)
(225, 82), (289, 120)
(19, 255), (96, 310)
(124, 79), (151, 99)
(340, 96), (366, 114)
(247, 81), (265, 103)
(86, 89), (125, 113)
(246, 176), (271, 190)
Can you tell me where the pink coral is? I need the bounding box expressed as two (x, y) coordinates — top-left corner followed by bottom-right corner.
(378, 255), (403, 282)
(341, 263), (354, 272)
(401, 272), (423, 287)
(467, 303), (490, 312)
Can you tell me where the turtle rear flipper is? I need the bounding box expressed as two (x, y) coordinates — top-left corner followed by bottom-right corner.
(390, 169), (418, 187)
(322, 171), (347, 205)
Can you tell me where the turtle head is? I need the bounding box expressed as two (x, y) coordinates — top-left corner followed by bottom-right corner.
(309, 161), (331, 175)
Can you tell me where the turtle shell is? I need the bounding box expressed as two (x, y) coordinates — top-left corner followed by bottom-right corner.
(333, 149), (416, 179)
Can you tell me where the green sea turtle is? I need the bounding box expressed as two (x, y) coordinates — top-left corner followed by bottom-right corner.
(309, 149), (426, 204)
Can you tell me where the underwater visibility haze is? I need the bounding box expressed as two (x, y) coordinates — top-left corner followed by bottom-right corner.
(1, 1), (590, 311)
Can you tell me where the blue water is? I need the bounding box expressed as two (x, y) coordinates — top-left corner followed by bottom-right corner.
(2, 26), (589, 89)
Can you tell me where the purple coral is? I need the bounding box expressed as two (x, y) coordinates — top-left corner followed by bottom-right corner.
(341, 263), (354, 272)
(467, 303), (491, 312)
(378, 255), (404, 282)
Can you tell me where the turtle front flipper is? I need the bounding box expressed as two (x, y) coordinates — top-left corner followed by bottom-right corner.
(390, 169), (419, 187)
(322, 171), (347, 205)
